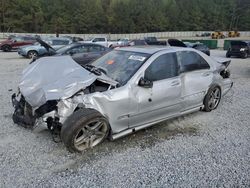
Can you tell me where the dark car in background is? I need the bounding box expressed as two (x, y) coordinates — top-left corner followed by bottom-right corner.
(226, 40), (250, 58)
(0, 36), (36, 52)
(144, 37), (166, 45)
(129, 39), (148, 46)
(29, 39), (111, 66)
(184, 42), (210, 56)
(67, 43), (111, 65)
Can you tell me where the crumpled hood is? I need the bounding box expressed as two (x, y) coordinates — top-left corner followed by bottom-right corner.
(19, 56), (108, 108)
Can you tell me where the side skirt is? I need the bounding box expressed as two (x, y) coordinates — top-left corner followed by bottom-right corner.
(111, 106), (202, 140)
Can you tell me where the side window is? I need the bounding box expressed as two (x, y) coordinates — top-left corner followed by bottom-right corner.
(23, 37), (34, 41)
(93, 38), (105, 42)
(88, 45), (101, 52)
(145, 53), (178, 82)
(98, 38), (105, 42)
(178, 51), (210, 72)
(200, 55), (210, 69)
(79, 45), (88, 53)
(52, 40), (69, 45)
(14, 37), (23, 42)
(66, 46), (82, 55)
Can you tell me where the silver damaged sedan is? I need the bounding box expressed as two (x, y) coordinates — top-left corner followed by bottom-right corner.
(12, 46), (233, 152)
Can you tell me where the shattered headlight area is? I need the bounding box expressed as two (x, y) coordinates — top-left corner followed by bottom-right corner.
(11, 89), (88, 143)
(11, 92), (64, 141)
(12, 93), (35, 128)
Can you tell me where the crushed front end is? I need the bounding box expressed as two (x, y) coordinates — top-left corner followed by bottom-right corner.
(11, 91), (62, 139)
(11, 56), (117, 141)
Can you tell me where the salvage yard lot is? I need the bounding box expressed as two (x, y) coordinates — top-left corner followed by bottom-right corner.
(0, 50), (249, 187)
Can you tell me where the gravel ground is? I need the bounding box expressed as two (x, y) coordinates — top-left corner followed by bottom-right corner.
(0, 50), (249, 187)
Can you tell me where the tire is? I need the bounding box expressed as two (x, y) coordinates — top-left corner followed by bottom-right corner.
(226, 52), (231, 58)
(27, 50), (38, 59)
(203, 86), (221, 112)
(61, 108), (110, 152)
(241, 52), (248, 59)
(2, 45), (11, 52)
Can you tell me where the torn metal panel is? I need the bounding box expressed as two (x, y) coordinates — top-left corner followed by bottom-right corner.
(19, 56), (116, 108)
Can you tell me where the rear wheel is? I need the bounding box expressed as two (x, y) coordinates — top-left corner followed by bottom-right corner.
(27, 50), (38, 59)
(61, 109), (110, 152)
(2, 45), (11, 52)
(203, 86), (221, 112)
(241, 52), (248, 59)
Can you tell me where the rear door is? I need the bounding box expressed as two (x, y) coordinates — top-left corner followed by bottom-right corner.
(177, 50), (212, 112)
(129, 52), (182, 127)
(12, 37), (26, 48)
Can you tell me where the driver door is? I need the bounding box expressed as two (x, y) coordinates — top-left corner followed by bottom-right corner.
(129, 52), (182, 128)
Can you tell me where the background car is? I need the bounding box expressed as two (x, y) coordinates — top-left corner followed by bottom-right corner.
(62, 36), (84, 42)
(129, 39), (148, 46)
(18, 37), (72, 58)
(144, 37), (166, 45)
(0, 36), (36, 52)
(184, 42), (210, 56)
(55, 43), (111, 65)
(226, 40), (250, 58)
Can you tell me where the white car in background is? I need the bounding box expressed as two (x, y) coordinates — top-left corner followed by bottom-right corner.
(84, 37), (129, 48)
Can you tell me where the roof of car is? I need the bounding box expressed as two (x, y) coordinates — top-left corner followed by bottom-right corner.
(117, 46), (184, 54)
(231, 40), (250, 44)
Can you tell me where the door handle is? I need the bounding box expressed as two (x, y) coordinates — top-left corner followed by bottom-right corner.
(202, 72), (210, 77)
(171, 80), (180, 86)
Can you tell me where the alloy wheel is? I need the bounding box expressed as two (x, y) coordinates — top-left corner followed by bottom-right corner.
(207, 87), (221, 110)
(74, 119), (108, 151)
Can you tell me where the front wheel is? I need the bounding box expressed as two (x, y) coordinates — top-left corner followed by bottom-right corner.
(27, 50), (38, 59)
(61, 109), (110, 152)
(2, 45), (11, 52)
(203, 86), (221, 112)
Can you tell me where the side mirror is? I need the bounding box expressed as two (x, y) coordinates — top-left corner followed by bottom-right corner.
(138, 77), (153, 88)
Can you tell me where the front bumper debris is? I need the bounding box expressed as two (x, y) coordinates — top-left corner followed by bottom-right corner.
(11, 93), (35, 128)
(11, 93), (63, 142)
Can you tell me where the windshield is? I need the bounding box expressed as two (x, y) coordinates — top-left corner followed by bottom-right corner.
(56, 44), (76, 53)
(91, 50), (150, 86)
